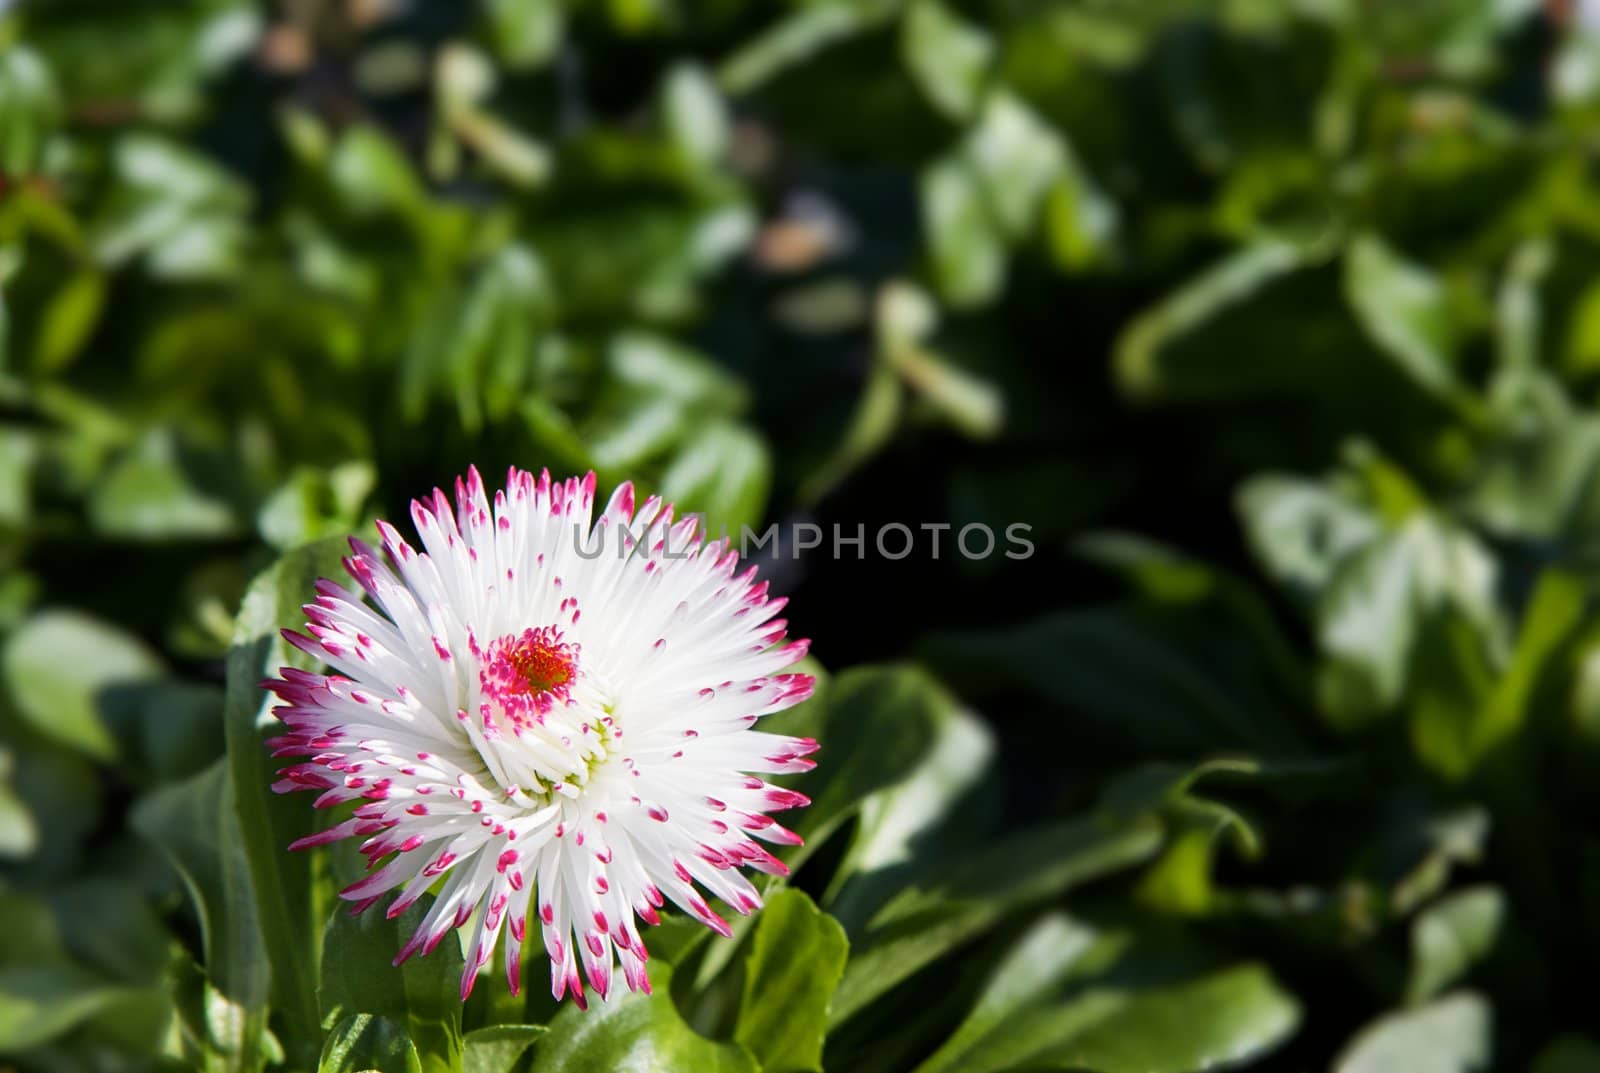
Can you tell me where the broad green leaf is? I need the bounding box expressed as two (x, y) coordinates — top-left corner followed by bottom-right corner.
(0, 746), (37, 858)
(127, 680), (227, 783)
(32, 267), (105, 374)
(1043, 160), (1118, 271)
(319, 899), (465, 1073)
(607, 332), (746, 411)
(1316, 515), (1502, 730)
(318, 1014), (422, 1073)
(1038, 963), (1300, 1073)
(3, 609), (163, 760)
(825, 701), (995, 933)
(673, 665), (940, 993)
(1469, 569), (1586, 763)
(224, 538), (351, 1066)
(1344, 233), (1462, 403)
(329, 126), (428, 220)
(1115, 241), (1308, 400)
(0, 965), (134, 1053)
(0, 45), (59, 175)
(463, 1025), (546, 1073)
(1464, 414), (1600, 542)
(921, 152), (1006, 308)
(965, 92), (1064, 237)
(482, 0), (562, 70)
(48, 878), (174, 984)
(1333, 992), (1491, 1073)
(131, 760), (271, 1072)
(1418, 573), (1582, 775)
(1406, 887), (1505, 1004)
(915, 913), (1298, 1073)
(782, 666), (949, 871)
(529, 963), (758, 1073)
(716, 1), (898, 93)
(734, 891), (848, 1073)
(662, 64), (728, 167)
(1099, 758), (1264, 860)
(912, 913), (1103, 1073)
(91, 433), (238, 540)
(93, 135), (251, 279)
(1237, 475), (1380, 596)
(658, 421), (772, 539)
(922, 608), (1303, 753)
(831, 814), (1163, 1025)
(258, 463), (376, 552)
(901, 0), (993, 120)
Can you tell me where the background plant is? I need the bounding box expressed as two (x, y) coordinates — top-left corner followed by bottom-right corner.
(4, 1), (1600, 1071)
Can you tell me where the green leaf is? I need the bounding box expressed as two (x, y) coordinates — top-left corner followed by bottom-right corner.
(91, 433), (238, 541)
(32, 268), (106, 375)
(482, 0), (563, 71)
(824, 702), (996, 933)
(911, 913), (1104, 1073)
(1344, 233), (1463, 403)
(529, 963), (758, 1073)
(1237, 475), (1380, 597)
(921, 152), (1006, 309)
(1406, 887), (1506, 1004)
(318, 1014), (423, 1073)
(914, 914), (1299, 1073)
(1316, 515), (1503, 730)
(717, 1), (898, 93)
(964, 92), (1064, 238)
(0, 45), (60, 176)
(1037, 963), (1301, 1073)
(224, 538), (351, 1066)
(463, 1025), (546, 1073)
(319, 899), (465, 1073)
(657, 421), (772, 541)
(1115, 241), (1309, 400)
(831, 814), (1163, 1025)
(0, 747), (37, 859)
(93, 135), (251, 279)
(1043, 160), (1118, 272)
(781, 666), (950, 872)
(1333, 992), (1491, 1073)
(257, 463), (376, 553)
(0, 965), (134, 1053)
(131, 760), (271, 1072)
(1470, 569), (1586, 763)
(734, 891), (848, 1073)
(901, 0), (993, 121)
(662, 64), (728, 167)
(329, 126), (428, 220)
(922, 608), (1304, 753)
(48, 878), (175, 984)
(1099, 757), (1265, 860)
(3, 609), (163, 760)
(607, 331), (746, 411)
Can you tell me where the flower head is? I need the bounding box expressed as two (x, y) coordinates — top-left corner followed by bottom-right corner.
(264, 468), (815, 1006)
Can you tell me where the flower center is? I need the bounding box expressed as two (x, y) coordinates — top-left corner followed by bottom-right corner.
(474, 626), (613, 797)
(480, 626), (578, 730)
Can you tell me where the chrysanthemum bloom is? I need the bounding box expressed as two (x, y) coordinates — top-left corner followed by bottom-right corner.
(263, 468), (815, 1006)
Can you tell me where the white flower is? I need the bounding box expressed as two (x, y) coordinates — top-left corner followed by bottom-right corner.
(264, 468), (816, 1006)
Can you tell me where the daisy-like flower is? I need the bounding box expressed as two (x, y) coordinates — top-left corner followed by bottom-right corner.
(263, 468), (816, 1006)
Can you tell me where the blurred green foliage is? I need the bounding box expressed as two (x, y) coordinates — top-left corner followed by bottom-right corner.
(8, 0), (1600, 1071)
